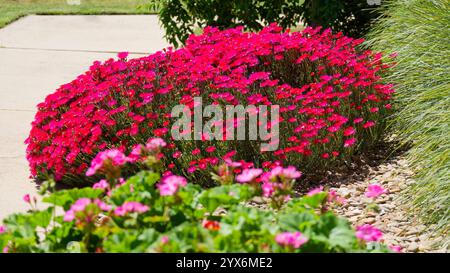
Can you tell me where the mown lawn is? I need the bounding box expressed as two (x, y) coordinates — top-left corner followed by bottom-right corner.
(0, 0), (155, 28)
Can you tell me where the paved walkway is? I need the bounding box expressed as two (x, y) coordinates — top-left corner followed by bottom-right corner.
(0, 15), (169, 219)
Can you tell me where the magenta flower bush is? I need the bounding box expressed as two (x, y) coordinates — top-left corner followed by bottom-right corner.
(25, 24), (394, 186)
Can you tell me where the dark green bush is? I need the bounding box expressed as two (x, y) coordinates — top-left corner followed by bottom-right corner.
(148, 0), (381, 47)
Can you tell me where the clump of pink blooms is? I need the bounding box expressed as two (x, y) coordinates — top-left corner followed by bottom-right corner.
(307, 186), (324, 196)
(260, 166), (302, 209)
(25, 23), (394, 185)
(365, 184), (387, 199)
(236, 168), (263, 183)
(86, 149), (129, 177)
(64, 198), (111, 222)
(114, 201), (149, 216)
(158, 175), (187, 196)
(93, 179), (109, 190)
(355, 224), (383, 242)
(275, 231), (308, 249)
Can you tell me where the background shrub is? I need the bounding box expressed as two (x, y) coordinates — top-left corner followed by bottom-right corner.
(366, 0), (450, 247)
(147, 0), (381, 47)
(26, 25), (393, 186)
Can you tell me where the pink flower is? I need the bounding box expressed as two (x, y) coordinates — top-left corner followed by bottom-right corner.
(344, 138), (357, 147)
(146, 138), (167, 151)
(343, 127), (356, 136)
(354, 117), (364, 124)
(356, 224), (383, 242)
(161, 236), (169, 244)
(275, 231), (308, 248)
(389, 245), (402, 253)
(114, 201), (149, 216)
(86, 149), (128, 176)
(128, 144), (144, 162)
(172, 151), (182, 159)
(3, 246), (8, 253)
(0, 225), (6, 234)
(158, 175), (187, 196)
(94, 199), (112, 211)
(327, 190), (347, 204)
(262, 182), (275, 197)
(23, 194), (31, 203)
(71, 198), (91, 212)
(236, 168), (263, 183)
(93, 179), (109, 190)
(63, 209), (76, 222)
(363, 121), (376, 129)
(263, 166), (302, 182)
(365, 184), (387, 198)
(307, 186), (324, 196)
(224, 158), (242, 168)
(117, 52), (129, 59)
(281, 166), (302, 180)
(64, 198), (91, 222)
(63, 198), (111, 222)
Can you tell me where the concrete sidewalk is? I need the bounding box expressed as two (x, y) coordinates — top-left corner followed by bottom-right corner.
(0, 15), (169, 219)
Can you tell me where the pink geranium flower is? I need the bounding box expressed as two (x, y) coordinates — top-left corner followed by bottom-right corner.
(307, 186), (324, 196)
(114, 201), (149, 216)
(356, 224), (383, 242)
(327, 189), (347, 204)
(64, 198), (111, 222)
(365, 184), (387, 198)
(0, 225), (6, 234)
(23, 194), (31, 204)
(158, 175), (187, 196)
(263, 166), (302, 182)
(262, 182), (275, 197)
(63, 198), (90, 222)
(93, 179), (109, 190)
(86, 149), (128, 176)
(236, 168), (263, 183)
(275, 231), (308, 248)
(389, 245), (402, 253)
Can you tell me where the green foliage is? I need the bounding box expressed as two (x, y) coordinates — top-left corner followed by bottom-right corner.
(302, 0), (381, 38)
(366, 0), (450, 248)
(0, 171), (390, 253)
(43, 188), (103, 210)
(147, 0), (381, 47)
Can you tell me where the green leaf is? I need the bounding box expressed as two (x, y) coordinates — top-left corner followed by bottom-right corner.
(328, 226), (357, 250)
(198, 184), (254, 212)
(43, 188), (103, 210)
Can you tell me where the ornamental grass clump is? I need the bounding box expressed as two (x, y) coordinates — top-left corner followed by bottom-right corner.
(366, 0), (450, 246)
(26, 24), (394, 186)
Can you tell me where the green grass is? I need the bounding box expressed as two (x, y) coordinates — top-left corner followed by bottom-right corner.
(0, 0), (157, 28)
(366, 0), (449, 248)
